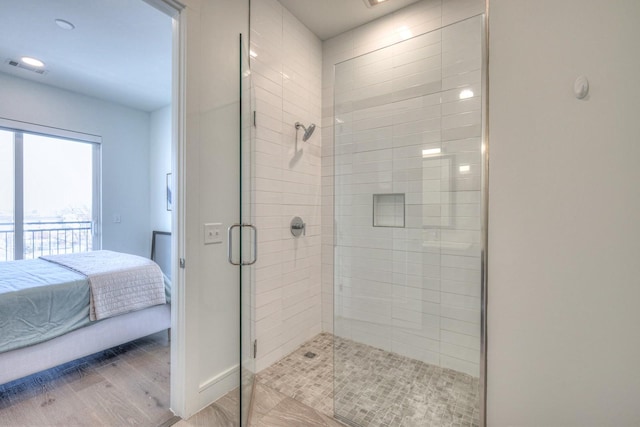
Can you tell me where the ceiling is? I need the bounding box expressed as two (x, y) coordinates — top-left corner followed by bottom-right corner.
(0, 0), (172, 112)
(278, 0), (423, 40)
(0, 0), (419, 112)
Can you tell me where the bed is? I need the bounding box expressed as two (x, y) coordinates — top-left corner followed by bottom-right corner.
(0, 249), (171, 385)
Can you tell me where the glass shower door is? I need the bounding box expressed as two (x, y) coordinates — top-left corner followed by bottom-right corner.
(333, 15), (485, 427)
(239, 33), (256, 427)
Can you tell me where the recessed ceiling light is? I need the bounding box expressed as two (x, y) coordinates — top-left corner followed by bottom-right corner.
(21, 57), (45, 67)
(362, 0), (388, 7)
(55, 19), (75, 30)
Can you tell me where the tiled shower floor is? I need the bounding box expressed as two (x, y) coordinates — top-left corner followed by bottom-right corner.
(257, 333), (480, 427)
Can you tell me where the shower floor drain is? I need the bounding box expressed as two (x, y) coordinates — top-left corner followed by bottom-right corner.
(304, 351), (317, 359)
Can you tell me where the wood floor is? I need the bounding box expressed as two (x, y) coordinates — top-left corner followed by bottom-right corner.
(0, 331), (347, 427)
(0, 331), (174, 427)
(176, 384), (345, 427)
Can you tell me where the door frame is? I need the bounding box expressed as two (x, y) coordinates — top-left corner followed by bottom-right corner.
(143, 0), (187, 417)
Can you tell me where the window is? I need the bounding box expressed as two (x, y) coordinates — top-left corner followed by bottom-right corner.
(0, 121), (101, 261)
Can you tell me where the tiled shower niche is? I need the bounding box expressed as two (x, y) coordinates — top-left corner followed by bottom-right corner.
(373, 194), (405, 228)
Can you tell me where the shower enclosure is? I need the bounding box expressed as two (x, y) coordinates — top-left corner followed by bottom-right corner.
(242, 0), (487, 425)
(332, 15), (486, 426)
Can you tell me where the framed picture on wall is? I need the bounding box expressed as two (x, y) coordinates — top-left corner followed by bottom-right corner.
(166, 173), (172, 211)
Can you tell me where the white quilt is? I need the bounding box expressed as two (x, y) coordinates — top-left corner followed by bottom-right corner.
(41, 250), (166, 321)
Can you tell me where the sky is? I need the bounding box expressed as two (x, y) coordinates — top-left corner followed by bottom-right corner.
(0, 130), (93, 223)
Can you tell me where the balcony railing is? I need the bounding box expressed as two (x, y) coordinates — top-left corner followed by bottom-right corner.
(0, 221), (93, 262)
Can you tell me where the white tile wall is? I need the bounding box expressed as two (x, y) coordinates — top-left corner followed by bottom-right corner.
(322, 0), (485, 378)
(251, 0), (323, 372)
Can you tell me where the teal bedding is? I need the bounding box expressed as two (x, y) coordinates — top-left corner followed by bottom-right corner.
(0, 258), (171, 353)
(0, 259), (90, 353)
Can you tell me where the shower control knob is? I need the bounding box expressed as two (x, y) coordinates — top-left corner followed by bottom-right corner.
(291, 217), (306, 237)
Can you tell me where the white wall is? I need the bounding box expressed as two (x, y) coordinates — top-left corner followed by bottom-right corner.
(250, 0), (323, 372)
(150, 104), (172, 233)
(322, 0), (485, 375)
(0, 72), (152, 257)
(488, 1), (640, 425)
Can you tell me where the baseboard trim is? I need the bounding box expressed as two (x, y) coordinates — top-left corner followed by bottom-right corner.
(190, 363), (239, 417)
(198, 364), (238, 393)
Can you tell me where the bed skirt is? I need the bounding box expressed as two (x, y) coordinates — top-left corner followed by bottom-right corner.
(0, 303), (171, 386)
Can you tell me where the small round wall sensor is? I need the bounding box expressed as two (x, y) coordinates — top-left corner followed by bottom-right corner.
(574, 75), (589, 99)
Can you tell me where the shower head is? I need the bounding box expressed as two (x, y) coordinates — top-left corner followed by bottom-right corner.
(295, 122), (316, 142)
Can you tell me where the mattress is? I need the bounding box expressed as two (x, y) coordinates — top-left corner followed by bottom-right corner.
(0, 256), (171, 354)
(0, 259), (91, 353)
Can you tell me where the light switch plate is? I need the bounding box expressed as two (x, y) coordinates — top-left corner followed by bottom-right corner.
(204, 223), (222, 244)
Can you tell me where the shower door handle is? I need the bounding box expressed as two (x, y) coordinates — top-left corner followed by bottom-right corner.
(227, 223), (257, 266)
(228, 223), (242, 265)
(241, 223), (258, 266)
